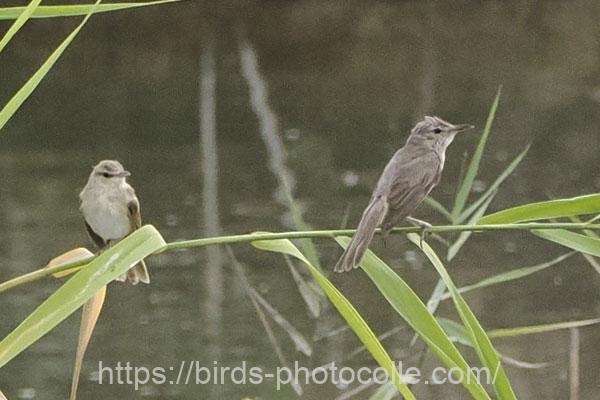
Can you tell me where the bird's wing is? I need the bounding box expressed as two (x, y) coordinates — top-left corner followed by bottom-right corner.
(127, 197), (142, 232)
(84, 220), (106, 249)
(125, 191), (150, 284)
(381, 152), (440, 230)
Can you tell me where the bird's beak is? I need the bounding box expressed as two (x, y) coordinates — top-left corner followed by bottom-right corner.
(116, 170), (131, 178)
(452, 124), (475, 133)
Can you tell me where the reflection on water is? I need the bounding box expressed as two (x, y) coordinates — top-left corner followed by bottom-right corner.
(1, 1), (600, 399)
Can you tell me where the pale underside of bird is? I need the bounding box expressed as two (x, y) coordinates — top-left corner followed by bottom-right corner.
(334, 116), (473, 273)
(79, 159), (150, 285)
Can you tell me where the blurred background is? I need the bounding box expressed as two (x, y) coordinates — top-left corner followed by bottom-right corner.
(1, 0), (599, 398)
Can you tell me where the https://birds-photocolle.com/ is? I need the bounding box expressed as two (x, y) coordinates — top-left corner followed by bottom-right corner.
(334, 116), (474, 273)
(79, 160), (150, 285)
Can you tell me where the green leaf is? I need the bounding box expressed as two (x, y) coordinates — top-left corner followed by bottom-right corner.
(247, 286), (313, 357)
(335, 237), (491, 400)
(489, 318), (600, 338)
(285, 256), (322, 318)
(251, 237), (415, 400)
(0, 1), (180, 20)
(0, 0), (41, 54)
(478, 194), (600, 225)
(447, 191), (495, 261)
(424, 196), (453, 222)
(437, 317), (472, 347)
(369, 382), (400, 400)
(0, 0), (102, 132)
(452, 87), (501, 221)
(533, 229), (600, 257)
(408, 233), (516, 400)
(0, 225), (166, 368)
(441, 252), (574, 300)
(457, 146), (529, 225)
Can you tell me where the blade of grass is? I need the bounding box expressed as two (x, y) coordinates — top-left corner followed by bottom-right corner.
(437, 316), (600, 341)
(368, 382), (399, 400)
(251, 236), (415, 399)
(408, 233), (516, 400)
(0, 0), (102, 132)
(447, 191), (495, 261)
(70, 286), (106, 400)
(488, 318), (600, 338)
(247, 287), (312, 357)
(0, 1), (180, 20)
(0, 225), (165, 367)
(436, 318), (554, 369)
(424, 196), (453, 222)
(452, 86), (501, 221)
(440, 252), (575, 300)
(479, 194), (600, 225)
(568, 216), (600, 275)
(457, 146), (529, 225)
(533, 229), (600, 257)
(229, 248), (303, 395)
(0, 0), (41, 54)
(335, 237), (491, 400)
(285, 256), (321, 318)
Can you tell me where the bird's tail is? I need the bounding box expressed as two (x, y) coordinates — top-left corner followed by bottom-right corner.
(116, 259), (150, 285)
(334, 196), (388, 273)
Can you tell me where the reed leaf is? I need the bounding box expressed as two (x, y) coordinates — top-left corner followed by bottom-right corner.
(335, 236), (491, 400)
(452, 87), (501, 221)
(440, 252), (574, 300)
(251, 237), (415, 399)
(408, 233), (516, 400)
(479, 194), (600, 225)
(0, 225), (165, 368)
(424, 196), (453, 222)
(533, 229), (600, 257)
(0, 0), (41, 54)
(0, 0), (102, 132)
(457, 146), (529, 225)
(0, 1), (180, 20)
(447, 191), (495, 261)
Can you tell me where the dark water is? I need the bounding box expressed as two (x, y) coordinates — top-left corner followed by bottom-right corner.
(1, 1), (600, 399)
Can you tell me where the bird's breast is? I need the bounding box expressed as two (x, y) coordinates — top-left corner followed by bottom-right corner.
(80, 190), (130, 241)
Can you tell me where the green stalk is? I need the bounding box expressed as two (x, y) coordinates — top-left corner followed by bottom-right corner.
(1, 222), (600, 294)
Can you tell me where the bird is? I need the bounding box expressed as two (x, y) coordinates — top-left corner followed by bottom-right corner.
(79, 160), (150, 284)
(334, 116), (473, 273)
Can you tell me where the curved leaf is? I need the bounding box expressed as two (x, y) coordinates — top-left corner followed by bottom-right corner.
(479, 194), (600, 225)
(251, 237), (415, 400)
(0, 1), (180, 20)
(0, 0), (41, 54)
(452, 87), (501, 220)
(0, 225), (165, 368)
(336, 237), (492, 400)
(0, 0), (102, 132)
(408, 233), (516, 400)
(533, 229), (600, 257)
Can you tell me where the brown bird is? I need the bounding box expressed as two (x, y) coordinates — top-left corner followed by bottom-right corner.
(334, 116), (473, 273)
(79, 160), (150, 284)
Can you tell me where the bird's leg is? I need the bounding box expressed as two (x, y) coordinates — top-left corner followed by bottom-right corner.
(381, 227), (391, 248)
(406, 216), (433, 247)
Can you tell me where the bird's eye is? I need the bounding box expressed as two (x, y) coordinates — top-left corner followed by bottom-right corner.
(102, 173), (110, 178)
(433, 128), (442, 134)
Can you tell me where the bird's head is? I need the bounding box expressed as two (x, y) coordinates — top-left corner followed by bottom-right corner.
(408, 116), (474, 150)
(89, 160), (131, 187)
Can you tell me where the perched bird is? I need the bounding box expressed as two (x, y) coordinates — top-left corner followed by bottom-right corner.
(79, 160), (150, 284)
(334, 116), (473, 273)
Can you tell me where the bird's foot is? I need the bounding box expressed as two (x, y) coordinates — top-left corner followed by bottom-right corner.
(406, 217), (433, 247)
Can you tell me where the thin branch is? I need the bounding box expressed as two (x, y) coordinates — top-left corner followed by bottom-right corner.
(1, 222), (599, 294)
